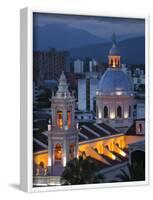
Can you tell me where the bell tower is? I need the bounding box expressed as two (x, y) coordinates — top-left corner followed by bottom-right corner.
(108, 33), (121, 68)
(48, 71), (78, 176)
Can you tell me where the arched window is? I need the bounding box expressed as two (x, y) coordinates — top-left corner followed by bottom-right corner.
(81, 116), (84, 120)
(93, 99), (96, 113)
(117, 106), (122, 118)
(69, 144), (74, 160)
(94, 148), (98, 153)
(129, 105), (131, 117)
(57, 111), (63, 128)
(116, 58), (119, 67)
(104, 106), (108, 118)
(139, 124), (142, 132)
(112, 58), (116, 67)
(55, 144), (62, 161)
(111, 59), (113, 66)
(39, 161), (45, 176)
(105, 145), (109, 150)
(115, 143), (119, 147)
(67, 111), (71, 128)
(39, 161), (44, 168)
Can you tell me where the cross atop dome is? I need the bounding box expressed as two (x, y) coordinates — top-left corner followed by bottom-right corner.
(109, 32), (120, 56)
(112, 32), (117, 45)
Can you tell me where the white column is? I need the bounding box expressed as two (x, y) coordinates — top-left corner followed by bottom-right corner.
(48, 134), (52, 175)
(63, 138), (67, 167)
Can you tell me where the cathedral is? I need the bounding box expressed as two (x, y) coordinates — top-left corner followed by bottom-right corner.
(33, 34), (145, 186)
(96, 33), (134, 131)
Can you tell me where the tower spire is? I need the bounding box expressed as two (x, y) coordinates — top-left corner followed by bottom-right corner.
(112, 32), (117, 45)
(56, 71), (70, 98)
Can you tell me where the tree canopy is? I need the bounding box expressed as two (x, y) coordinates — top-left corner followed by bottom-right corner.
(61, 156), (104, 185)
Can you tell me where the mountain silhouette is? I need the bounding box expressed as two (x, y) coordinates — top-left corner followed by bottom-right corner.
(70, 37), (145, 64)
(33, 24), (145, 64)
(34, 24), (105, 50)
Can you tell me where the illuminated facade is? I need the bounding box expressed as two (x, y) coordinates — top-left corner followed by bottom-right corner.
(33, 34), (145, 186)
(96, 33), (134, 131)
(48, 71), (78, 176)
(33, 118), (145, 183)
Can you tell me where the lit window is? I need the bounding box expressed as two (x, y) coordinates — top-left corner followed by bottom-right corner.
(55, 144), (62, 161)
(105, 145), (109, 150)
(138, 124), (142, 132)
(112, 59), (116, 68)
(67, 111), (71, 128)
(57, 111), (63, 128)
(116, 58), (119, 66)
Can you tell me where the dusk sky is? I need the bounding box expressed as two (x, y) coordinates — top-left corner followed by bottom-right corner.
(34, 13), (145, 41)
(33, 12), (145, 64)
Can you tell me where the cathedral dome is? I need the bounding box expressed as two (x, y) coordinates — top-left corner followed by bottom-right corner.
(98, 68), (133, 95)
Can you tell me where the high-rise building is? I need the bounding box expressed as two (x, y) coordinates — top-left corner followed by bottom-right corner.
(74, 59), (84, 73)
(78, 79), (86, 111)
(78, 78), (98, 111)
(33, 48), (70, 86)
(121, 64), (127, 73)
(33, 81), (39, 105)
(90, 78), (98, 111)
(89, 59), (98, 72)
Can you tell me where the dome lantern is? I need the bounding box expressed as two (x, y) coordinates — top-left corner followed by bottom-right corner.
(108, 33), (121, 68)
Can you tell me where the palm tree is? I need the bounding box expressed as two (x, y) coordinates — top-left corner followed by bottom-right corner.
(61, 156), (104, 185)
(116, 160), (145, 182)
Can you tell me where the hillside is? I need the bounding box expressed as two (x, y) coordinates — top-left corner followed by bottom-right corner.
(70, 37), (145, 64)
